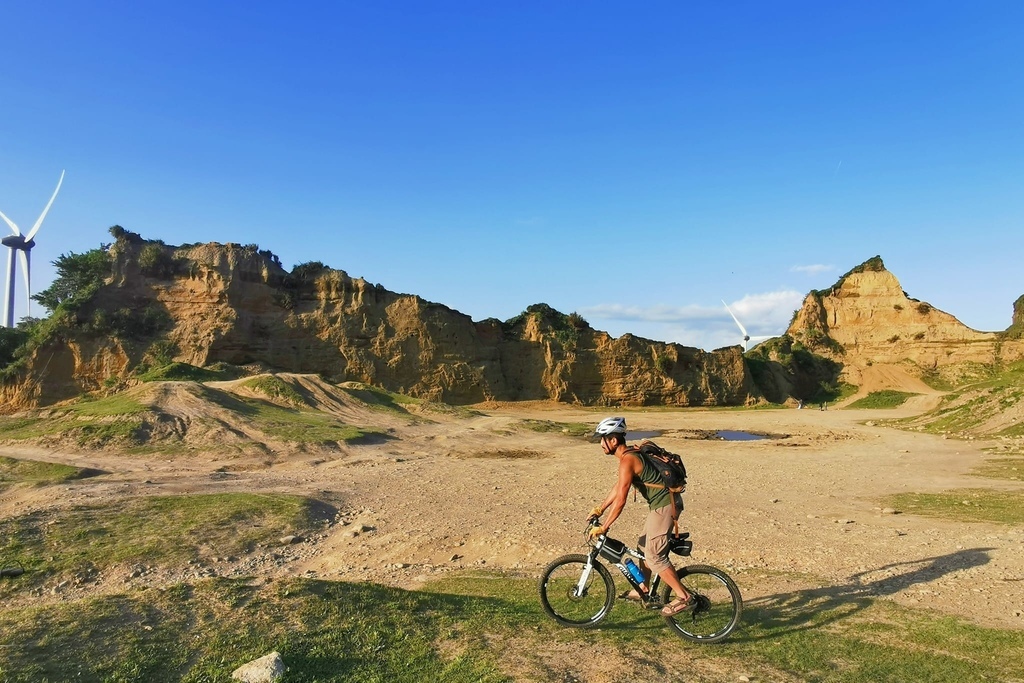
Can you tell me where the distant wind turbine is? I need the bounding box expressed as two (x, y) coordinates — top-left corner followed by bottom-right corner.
(1, 170), (65, 328)
(722, 300), (771, 352)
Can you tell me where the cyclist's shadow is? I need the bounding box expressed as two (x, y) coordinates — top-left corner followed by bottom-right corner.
(735, 547), (995, 640)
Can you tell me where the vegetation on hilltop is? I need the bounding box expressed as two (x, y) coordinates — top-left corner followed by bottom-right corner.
(502, 303), (590, 348)
(812, 255), (886, 298)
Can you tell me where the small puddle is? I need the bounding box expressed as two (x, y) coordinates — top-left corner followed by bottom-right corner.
(716, 430), (767, 441)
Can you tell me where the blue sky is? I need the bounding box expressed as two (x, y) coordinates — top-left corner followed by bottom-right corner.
(2, 1), (1022, 350)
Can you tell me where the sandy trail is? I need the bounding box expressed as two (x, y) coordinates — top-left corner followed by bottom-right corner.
(2, 400), (1023, 631)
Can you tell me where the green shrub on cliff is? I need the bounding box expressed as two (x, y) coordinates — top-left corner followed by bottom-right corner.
(813, 255), (886, 298)
(137, 363), (228, 383)
(32, 248), (112, 314)
(0, 327), (29, 372)
(502, 304), (589, 349)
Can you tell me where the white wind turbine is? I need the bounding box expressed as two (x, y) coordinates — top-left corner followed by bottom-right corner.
(1, 170), (65, 328)
(722, 300), (771, 352)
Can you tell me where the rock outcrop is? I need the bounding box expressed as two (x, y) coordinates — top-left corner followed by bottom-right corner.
(0, 235), (759, 411)
(786, 257), (1024, 387)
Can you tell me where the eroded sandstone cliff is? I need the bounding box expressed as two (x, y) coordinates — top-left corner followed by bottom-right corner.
(0, 236), (759, 410)
(786, 257), (1024, 387)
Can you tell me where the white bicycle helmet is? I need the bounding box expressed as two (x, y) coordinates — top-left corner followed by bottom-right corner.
(593, 416), (627, 438)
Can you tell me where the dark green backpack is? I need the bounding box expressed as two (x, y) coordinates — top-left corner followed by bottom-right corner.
(637, 440), (687, 494)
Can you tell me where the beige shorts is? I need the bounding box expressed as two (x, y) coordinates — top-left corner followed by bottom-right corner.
(637, 500), (678, 575)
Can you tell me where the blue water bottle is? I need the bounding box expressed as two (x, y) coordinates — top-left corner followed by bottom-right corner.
(623, 558), (648, 593)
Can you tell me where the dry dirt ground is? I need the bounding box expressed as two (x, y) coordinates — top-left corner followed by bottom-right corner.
(2, 394), (1023, 635)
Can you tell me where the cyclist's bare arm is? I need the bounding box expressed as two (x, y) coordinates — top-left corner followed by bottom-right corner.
(596, 453), (641, 529)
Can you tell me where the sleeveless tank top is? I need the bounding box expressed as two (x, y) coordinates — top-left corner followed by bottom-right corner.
(629, 449), (671, 511)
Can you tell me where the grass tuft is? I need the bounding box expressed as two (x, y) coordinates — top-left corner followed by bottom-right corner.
(0, 493), (326, 592)
(137, 362), (229, 383)
(241, 376), (306, 406)
(2, 571), (1024, 682)
(0, 456), (90, 489)
(847, 391), (917, 409)
(884, 489), (1024, 524)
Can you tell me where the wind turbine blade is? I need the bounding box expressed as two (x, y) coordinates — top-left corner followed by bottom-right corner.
(18, 249), (31, 316)
(721, 300), (749, 337)
(0, 208), (20, 236)
(25, 169), (65, 241)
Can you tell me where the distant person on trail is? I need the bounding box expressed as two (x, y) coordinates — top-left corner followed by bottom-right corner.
(587, 416), (694, 616)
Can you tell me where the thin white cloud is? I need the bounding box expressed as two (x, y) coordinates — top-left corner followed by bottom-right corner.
(790, 264), (834, 276)
(582, 289), (807, 350)
(581, 303), (721, 323)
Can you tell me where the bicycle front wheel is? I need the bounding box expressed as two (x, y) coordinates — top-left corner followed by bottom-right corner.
(660, 564), (742, 643)
(538, 554), (615, 628)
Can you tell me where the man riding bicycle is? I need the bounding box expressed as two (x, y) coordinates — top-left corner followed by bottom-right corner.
(588, 416), (694, 616)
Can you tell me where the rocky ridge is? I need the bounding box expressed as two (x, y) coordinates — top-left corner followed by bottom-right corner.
(785, 257), (1024, 388)
(1, 235), (757, 411)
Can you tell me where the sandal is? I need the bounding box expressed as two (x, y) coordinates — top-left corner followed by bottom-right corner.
(660, 594), (695, 617)
(618, 589), (643, 602)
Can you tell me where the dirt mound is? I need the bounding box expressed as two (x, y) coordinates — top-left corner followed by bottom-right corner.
(207, 374), (419, 428)
(898, 366), (1024, 437)
(838, 364), (944, 406)
(1, 375), (429, 457)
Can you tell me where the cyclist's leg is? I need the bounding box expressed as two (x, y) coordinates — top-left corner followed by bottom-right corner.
(642, 502), (691, 605)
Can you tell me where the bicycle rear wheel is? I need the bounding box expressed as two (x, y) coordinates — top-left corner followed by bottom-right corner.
(659, 564), (742, 643)
(538, 554), (615, 628)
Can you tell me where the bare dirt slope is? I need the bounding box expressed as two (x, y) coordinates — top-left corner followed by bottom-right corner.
(2, 395), (1024, 659)
(838, 363), (944, 408)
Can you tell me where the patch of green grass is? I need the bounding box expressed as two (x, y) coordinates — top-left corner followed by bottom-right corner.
(0, 493), (325, 590)
(66, 394), (148, 417)
(733, 589), (1024, 683)
(242, 376), (306, 406)
(199, 385), (385, 444)
(847, 391), (917, 409)
(0, 578), (516, 683)
(885, 489), (1024, 524)
(3, 570), (1024, 682)
(834, 382), (860, 402)
(971, 457), (1024, 482)
(340, 383), (418, 413)
(0, 456), (88, 489)
(517, 419), (592, 437)
(137, 362), (229, 383)
(252, 402), (384, 443)
(0, 416), (50, 440)
(905, 362), (1024, 436)
(257, 408), (382, 443)
(0, 395), (149, 446)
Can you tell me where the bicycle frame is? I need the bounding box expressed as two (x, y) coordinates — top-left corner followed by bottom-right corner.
(585, 532), (667, 606)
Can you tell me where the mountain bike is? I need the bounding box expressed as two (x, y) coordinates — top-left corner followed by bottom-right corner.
(538, 522), (742, 643)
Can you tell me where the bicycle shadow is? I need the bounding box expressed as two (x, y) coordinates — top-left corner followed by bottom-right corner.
(735, 547), (995, 641)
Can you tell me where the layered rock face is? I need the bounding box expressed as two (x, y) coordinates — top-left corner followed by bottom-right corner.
(787, 258), (1024, 384)
(1, 239), (758, 410)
